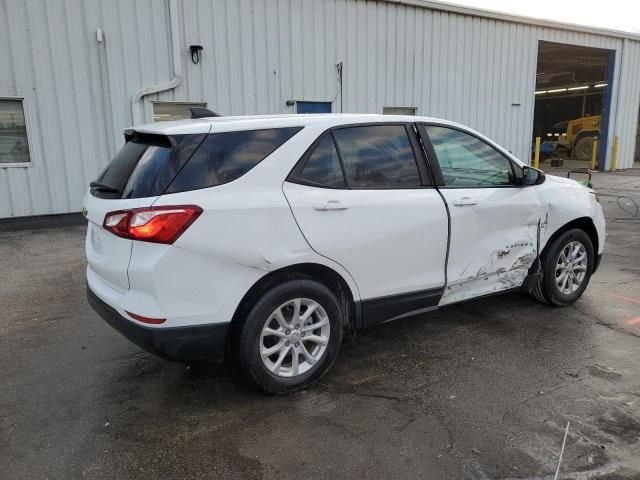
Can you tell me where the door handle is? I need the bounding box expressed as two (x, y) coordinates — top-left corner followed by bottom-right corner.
(452, 196), (478, 207)
(313, 200), (349, 211)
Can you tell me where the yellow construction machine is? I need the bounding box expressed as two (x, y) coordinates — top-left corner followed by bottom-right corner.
(554, 115), (601, 160)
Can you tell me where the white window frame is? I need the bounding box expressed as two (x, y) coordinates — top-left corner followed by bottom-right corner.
(0, 96), (34, 168)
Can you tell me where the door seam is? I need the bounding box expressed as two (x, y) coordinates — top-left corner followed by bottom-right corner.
(280, 180), (362, 302)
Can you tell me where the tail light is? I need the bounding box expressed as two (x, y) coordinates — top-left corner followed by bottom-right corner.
(103, 205), (202, 244)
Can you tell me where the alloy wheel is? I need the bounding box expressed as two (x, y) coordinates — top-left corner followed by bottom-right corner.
(259, 298), (331, 377)
(555, 240), (588, 295)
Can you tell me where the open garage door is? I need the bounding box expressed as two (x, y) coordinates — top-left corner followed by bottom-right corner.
(533, 41), (614, 170)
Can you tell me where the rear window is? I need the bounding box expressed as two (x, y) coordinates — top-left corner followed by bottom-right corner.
(94, 136), (171, 198)
(166, 127), (302, 193)
(91, 134), (207, 199)
(91, 127), (300, 199)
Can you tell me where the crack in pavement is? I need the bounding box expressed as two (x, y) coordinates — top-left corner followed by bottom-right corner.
(569, 303), (640, 339)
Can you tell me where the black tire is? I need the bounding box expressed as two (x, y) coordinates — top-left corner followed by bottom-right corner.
(574, 136), (594, 161)
(534, 229), (594, 306)
(531, 276), (550, 304)
(235, 279), (344, 394)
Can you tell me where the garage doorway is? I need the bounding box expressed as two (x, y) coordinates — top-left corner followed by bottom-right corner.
(533, 41), (614, 170)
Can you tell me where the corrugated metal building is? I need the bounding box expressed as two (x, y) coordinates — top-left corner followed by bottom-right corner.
(1, 0), (639, 218)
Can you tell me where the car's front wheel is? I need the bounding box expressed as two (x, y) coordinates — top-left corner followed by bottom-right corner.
(235, 279), (344, 394)
(533, 228), (594, 306)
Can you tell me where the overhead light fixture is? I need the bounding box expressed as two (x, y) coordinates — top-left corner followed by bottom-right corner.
(568, 86), (589, 91)
(547, 88), (567, 93)
(594, 83), (608, 88)
(535, 90), (547, 95)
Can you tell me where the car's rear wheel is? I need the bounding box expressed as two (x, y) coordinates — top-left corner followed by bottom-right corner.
(235, 279), (343, 394)
(533, 229), (594, 306)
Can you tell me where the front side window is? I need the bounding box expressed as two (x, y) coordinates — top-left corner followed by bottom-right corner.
(332, 125), (421, 188)
(425, 126), (515, 187)
(0, 99), (31, 165)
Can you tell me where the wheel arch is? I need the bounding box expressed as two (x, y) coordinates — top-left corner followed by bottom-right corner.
(228, 263), (358, 353)
(542, 216), (599, 271)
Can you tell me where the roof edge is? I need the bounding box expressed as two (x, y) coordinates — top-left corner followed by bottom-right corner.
(385, 0), (640, 42)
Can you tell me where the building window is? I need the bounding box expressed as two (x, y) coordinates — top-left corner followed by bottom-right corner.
(383, 106), (417, 116)
(152, 102), (207, 122)
(0, 98), (31, 165)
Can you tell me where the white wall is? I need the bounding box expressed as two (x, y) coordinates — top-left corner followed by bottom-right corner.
(1, 0), (639, 218)
(612, 39), (640, 170)
(0, 0), (171, 218)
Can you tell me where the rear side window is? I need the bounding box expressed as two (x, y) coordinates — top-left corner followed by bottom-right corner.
(296, 135), (346, 187)
(332, 125), (421, 188)
(166, 127), (302, 193)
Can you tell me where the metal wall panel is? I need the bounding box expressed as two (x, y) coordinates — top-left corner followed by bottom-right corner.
(612, 39), (640, 170)
(1, 0), (639, 218)
(0, 0), (171, 218)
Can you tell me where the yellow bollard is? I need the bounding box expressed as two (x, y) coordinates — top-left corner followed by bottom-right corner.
(611, 135), (619, 172)
(591, 138), (598, 170)
(534, 137), (541, 169)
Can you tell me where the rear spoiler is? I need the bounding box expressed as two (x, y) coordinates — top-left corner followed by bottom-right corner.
(190, 107), (221, 119)
(122, 107), (221, 141)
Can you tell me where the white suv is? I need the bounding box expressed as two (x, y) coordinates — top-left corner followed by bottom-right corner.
(85, 114), (605, 393)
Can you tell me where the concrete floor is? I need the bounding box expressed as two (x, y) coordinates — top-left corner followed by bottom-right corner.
(1, 170), (639, 480)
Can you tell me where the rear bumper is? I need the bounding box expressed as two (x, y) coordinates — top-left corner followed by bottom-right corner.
(87, 285), (229, 363)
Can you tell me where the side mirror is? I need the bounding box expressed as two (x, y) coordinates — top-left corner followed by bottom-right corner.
(521, 165), (545, 186)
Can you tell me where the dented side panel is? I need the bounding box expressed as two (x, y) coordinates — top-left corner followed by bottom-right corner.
(439, 172), (604, 306)
(439, 187), (546, 305)
(538, 175), (606, 255)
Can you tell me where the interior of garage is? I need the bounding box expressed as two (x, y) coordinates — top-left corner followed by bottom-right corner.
(533, 41), (613, 169)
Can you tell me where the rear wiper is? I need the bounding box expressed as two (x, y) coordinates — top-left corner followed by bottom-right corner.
(89, 180), (120, 193)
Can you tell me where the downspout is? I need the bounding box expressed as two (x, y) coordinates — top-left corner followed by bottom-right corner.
(130, 0), (182, 126)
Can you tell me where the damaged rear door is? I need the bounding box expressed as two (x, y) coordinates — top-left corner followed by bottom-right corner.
(419, 124), (546, 305)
